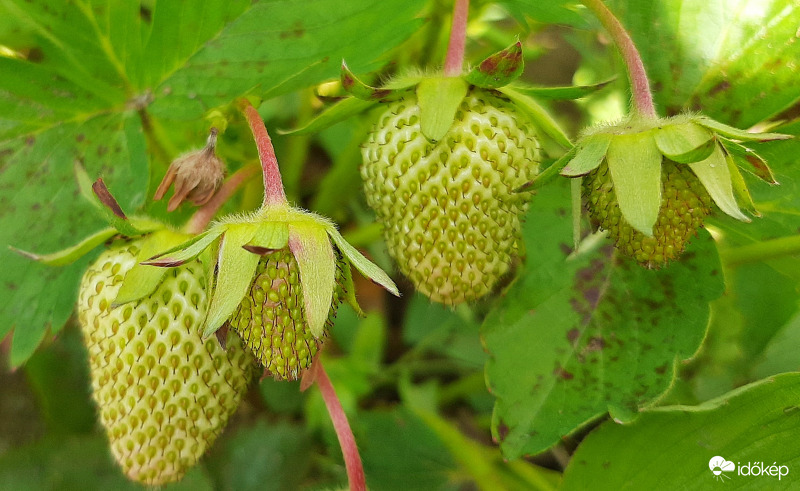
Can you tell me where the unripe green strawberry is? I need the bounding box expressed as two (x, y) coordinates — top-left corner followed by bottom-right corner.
(77, 242), (255, 485)
(227, 248), (344, 381)
(361, 89), (540, 304)
(583, 160), (713, 268)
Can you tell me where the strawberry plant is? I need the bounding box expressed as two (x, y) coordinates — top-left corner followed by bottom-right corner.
(2, 0), (800, 490)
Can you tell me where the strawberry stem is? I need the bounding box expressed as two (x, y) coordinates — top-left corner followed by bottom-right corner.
(722, 234), (800, 267)
(581, 0), (656, 118)
(443, 0), (469, 77)
(240, 99), (289, 207)
(185, 165), (259, 234)
(305, 360), (366, 491)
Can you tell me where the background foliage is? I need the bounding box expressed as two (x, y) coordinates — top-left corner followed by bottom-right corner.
(1, 0), (799, 489)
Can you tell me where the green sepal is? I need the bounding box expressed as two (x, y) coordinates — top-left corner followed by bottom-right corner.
(341, 61), (399, 101)
(327, 227), (399, 296)
(113, 230), (191, 306)
(279, 96), (377, 136)
(516, 147), (578, 192)
(654, 122), (716, 164)
(507, 77), (616, 100)
(75, 163), (147, 237)
(288, 222), (337, 339)
(689, 146), (750, 222)
(242, 222), (290, 254)
(719, 138), (777, 184)
(695, 116), (792, 142)
(498, 86), (572, 148)
(381, 73), (425, 91)
(339, 258), (364, 316)
(561, 133), (612, 176)
(606, 132), (662, 236)
(464, 41), (524, 89)
(143, 227), (226, 267)
(10, 227), (117, 266)
(726, 152), (760, 217)
(416, 77), (468, 142)
(203, 224), (261, 338)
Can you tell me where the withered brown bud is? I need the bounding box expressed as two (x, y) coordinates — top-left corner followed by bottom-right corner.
(154, 128), (225, 211)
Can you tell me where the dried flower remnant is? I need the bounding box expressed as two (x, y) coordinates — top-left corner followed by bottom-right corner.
(155, 128), (226, 211)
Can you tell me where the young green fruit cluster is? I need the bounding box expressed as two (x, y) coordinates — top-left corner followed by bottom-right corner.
(78, 239), (254, 485)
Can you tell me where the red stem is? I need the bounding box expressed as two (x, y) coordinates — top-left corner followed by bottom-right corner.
(185, 165), (259, 234)
(443, 0), (469, 77)
(240, 100), (288, 206)
(581, 0), (656, 118)
(306, 360), (366, 491)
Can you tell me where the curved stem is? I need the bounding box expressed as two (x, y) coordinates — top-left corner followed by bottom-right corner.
(184, 165), (259, 234)
(240, 99), (288, 207)
(581, 0), (656, 118)
(303, 360), (366, 491)
(722, 234), (800, 267)
(443, 0), (469, 77)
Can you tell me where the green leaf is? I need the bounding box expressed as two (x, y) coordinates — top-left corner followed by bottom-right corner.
(279, 97), (378, 136)
(497, 0), (588, 28)
(338, 258), (364, 317)
(499, 86), (573, 148)
(696, 117), (792, 143)
(561, 133), (611, 176)
(689, 145), (750, 222)
(144, 228), (226, 267)
(464, 41), (524, 89)
(243, 222), (290, 254)
(726, 154), (759, 217)
(9, 228), (117, 267)
(606, 132), (662, 236)
(416, 77), (469, 142)
(612, 0), (800, 126)
(517, 147), (577, 191)
(562, 373), (800, 490)
(327, 228), (399, 296)
(719, 138), (778, 184)
(653, 122), (716, 164)
(287, 222), (336, 338)
(203, 224), (260, 337)
(483, 180), (724, 458)
(507, 78), (616, 101)
(340, 61), (397, 101)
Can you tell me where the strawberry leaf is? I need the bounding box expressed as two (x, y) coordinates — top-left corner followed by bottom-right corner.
(483, 180), (724, 458)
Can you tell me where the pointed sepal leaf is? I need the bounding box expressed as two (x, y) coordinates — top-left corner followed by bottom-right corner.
(280, 96), (377, 136)
(726, 153), (760, 217)
(382, 73), (425, 91)
(10, 227), (117, 266)
(654, 122), (716, 164)
(327, 227), (399, 296)
(561, 133), (612, 176)
(288, 223), (336, 339)
(507, 77), (616, 100)
(464, 41), (524, 89)
(143, 227), (226, 267)
(689, 146), (750, 222)
(606, 132), (662, 236)
(517, 146), (578, 192)
(719, 138), (777, 184)
(416, 77), (468, 142)
(242, 222), (290, 254)
(76, 163), (148, 237)
(203, 224), (261, 337)
(695, 116), (792, 142)
(498, 86), (572, 148)
(341, 61), (397, 101)
(339, 258), (364, 317)
(114, 230), (191, 306)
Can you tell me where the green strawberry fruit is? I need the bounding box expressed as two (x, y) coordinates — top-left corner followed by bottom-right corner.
(583, 160), (713, 268)
(227, 247), (344, 381)
(361, 88), (540, 304)
(77, 241), (255, 485)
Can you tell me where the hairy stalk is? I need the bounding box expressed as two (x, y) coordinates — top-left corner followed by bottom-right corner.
(302, 360), (366, 491)
(185, 165), (259, 234)
(240, 100), (288, 207)
(581, 0), (656, 117)
(443, 0), (469, 77)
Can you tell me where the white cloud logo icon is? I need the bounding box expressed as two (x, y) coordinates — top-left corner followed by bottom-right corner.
(709, 456), (736, 482)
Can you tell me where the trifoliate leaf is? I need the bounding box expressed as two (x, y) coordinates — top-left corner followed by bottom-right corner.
(653, 122), (715, 164)
(561, 133), (612, 176)
(327, 228), (399, 296)
(416, 77), (468, 142)
(689, 146), (750, 222)
(606, 132), (662, 236)
(288, 223), (336, 338)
